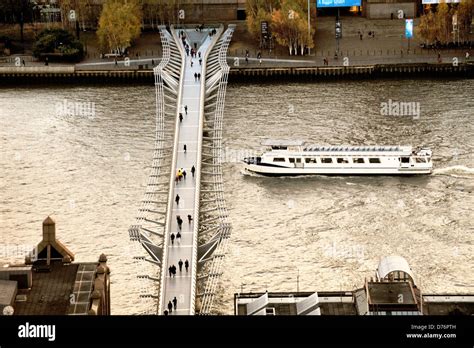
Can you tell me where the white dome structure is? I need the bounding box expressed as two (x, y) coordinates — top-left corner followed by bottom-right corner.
(376, 255), (416, 286)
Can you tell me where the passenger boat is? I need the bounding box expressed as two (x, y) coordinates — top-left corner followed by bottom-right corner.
(243, 140), (432, 176)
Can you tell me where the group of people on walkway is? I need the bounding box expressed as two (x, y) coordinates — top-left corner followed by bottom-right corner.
(209, 28), (217, 37)
(245, 49), (262, 66)
(176, 167), (187, 182)
(170, 231), (181, 245)
(175, 165), (194, 179)
(186, 46), (199, 59)
(168, 259), (189, 277)
(166, 30), (206, 317)
(165, 296), (178, 315)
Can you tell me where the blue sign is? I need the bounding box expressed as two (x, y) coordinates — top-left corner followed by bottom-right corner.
(405, 19), (413, 39)
(317, 0), (361, 7)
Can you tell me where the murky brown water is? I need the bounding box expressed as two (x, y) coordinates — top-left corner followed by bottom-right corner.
(1, 79), (473, 314)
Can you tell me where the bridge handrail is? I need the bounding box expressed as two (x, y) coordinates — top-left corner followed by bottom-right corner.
(157, 25), (187, 314)
(199, 26), (235, 314)
(128, 26), (175, 313)
(190, 24), (226, 315)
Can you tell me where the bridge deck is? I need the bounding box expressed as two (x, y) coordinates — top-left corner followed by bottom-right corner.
(161, 30), (213, 315)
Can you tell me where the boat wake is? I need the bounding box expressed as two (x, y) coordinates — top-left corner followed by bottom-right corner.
(433, 165), (474, 178)
(240, 169), (264, 177)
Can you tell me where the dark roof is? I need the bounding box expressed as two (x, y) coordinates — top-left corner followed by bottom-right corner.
(14, 261), (78, 315)
(368, 282), (416, 305)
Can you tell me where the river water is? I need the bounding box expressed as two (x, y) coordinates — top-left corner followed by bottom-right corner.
(0, 79), (472, 314)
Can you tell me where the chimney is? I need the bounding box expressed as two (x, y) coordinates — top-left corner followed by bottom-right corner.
(42, 216), (56, 243)
(30, 216), (75, 265)
(43, 216), (55, 265)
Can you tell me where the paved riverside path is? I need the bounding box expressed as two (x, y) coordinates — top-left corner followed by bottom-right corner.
(161, 29), (213, 315)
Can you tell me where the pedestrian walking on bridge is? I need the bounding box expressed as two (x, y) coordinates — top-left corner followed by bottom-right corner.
(184, 105), (188, 115)
(191, 165), (195, 177)
(168, 301), (173, 313)
(170, 233), (175, 245)
(184, 144), (187, 153)
(175, 194), (180, 205)
(173, 297), (177, 310)
(178, 259), (183, 272)
(172, 265), (176, 277)
(179, 113), (183, 122)
(185, 259), (189, 272)
(176, 231), (181, 244)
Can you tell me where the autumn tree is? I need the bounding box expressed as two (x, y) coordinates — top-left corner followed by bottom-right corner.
(435, 1), (452, 44)
(97, 0), (142, 54)
(416, 11), (437, 45)
(245, 0), (314, 55)
(271, 0), (314, 55)
(245, 0), (279, 40)
(416, 0), (473, 45)
(457, 0), (474, 42)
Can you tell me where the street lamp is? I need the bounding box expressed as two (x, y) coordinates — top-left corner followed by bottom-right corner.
(83, 28), (88, 55)
(308, 0), (311, 56)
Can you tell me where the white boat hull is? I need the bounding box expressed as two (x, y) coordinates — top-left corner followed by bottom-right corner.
(243, 163), (432, 176)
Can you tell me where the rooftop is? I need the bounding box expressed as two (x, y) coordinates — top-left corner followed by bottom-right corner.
(14, 261), (78, 315)
(235, 291), (356, 316)
(0, 216), (110, 316)
(234, 256), (474, 316)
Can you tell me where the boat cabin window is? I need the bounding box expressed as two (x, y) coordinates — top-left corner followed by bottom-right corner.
(353, 158), (365, 163)
(273, 158), (286, 162)
(401, 157), (410, 163)
(289, 158), (295, 163)
(305, 158), (317, 164)
(369, 158), (381, 164)
(337, 158), (349, 164)
(321, 158), (333, 164)
(271, 145), (288, 150)
(296, 158), (301, 163)
(415, 158), (427, 163)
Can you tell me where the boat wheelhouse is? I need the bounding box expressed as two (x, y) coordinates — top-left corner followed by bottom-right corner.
(243, 140), (432, 176)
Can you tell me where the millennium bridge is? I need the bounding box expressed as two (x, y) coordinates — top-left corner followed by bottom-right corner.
(128, 24), (234, 315)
